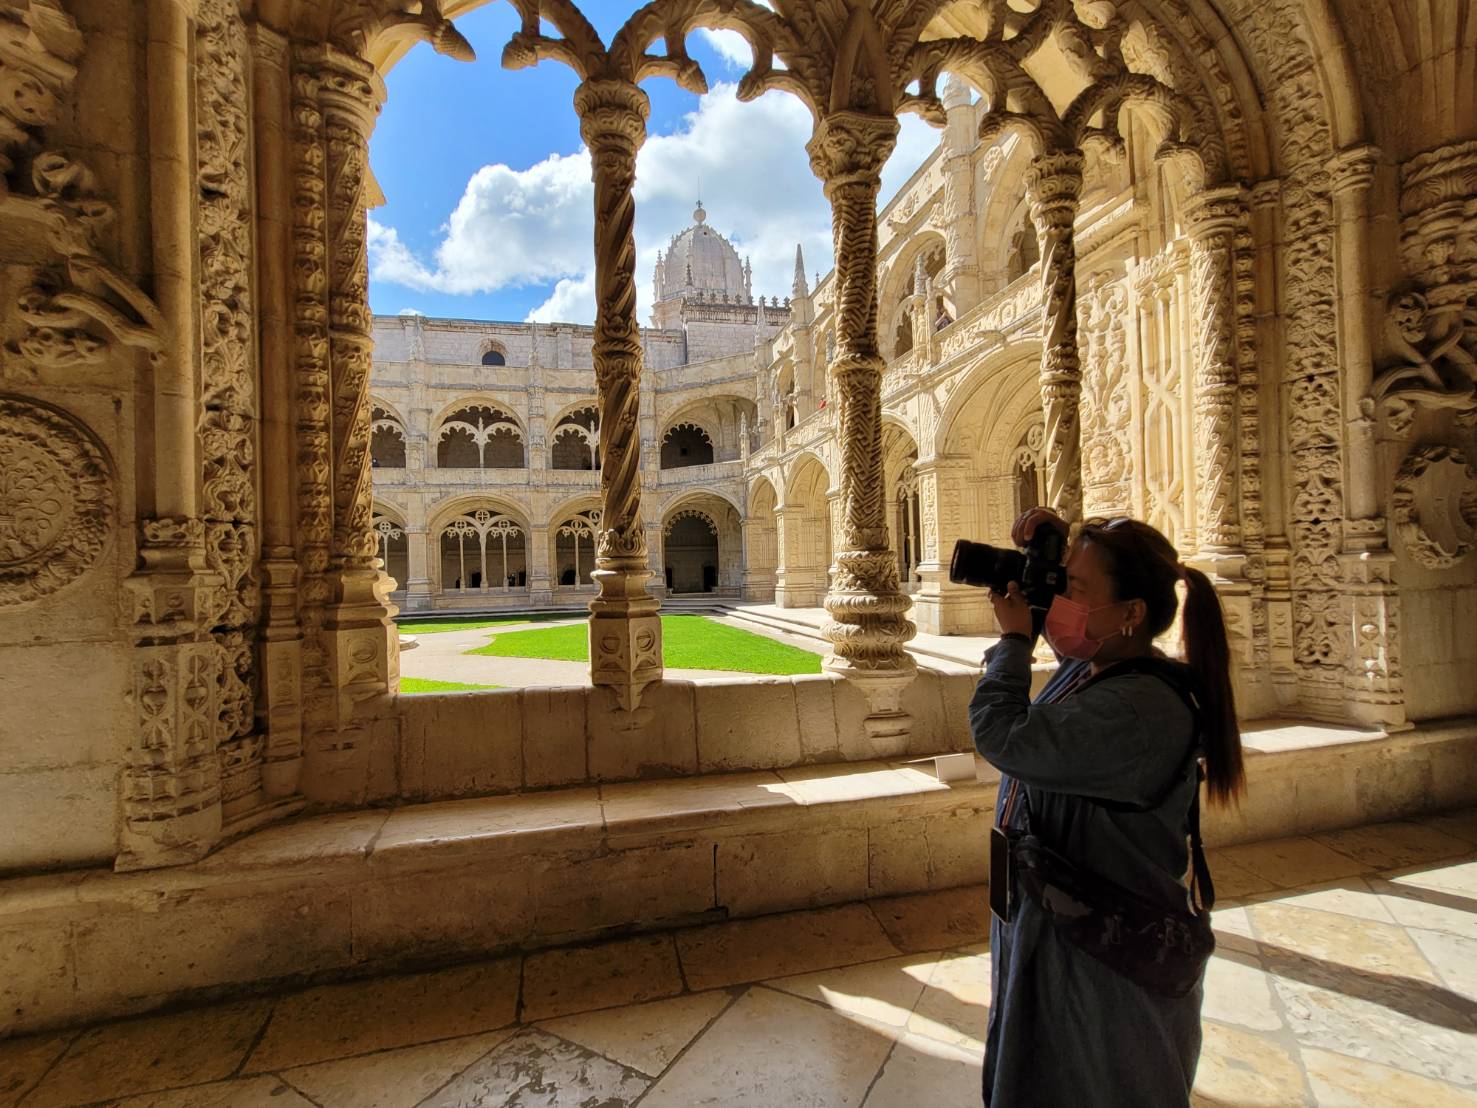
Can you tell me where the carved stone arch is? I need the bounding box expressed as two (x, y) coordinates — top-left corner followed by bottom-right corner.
(435, 401), (525, 469)
(660, 421), (715, 469)
(662, 506), (718, 538)
(430, 396), (525, 437)
(426, 494), (531, 538)
(780, 451), (833, 509)
(934, 343), (1043, 459)
(747, 474), (779, 517)
(664, 484), (745, 519)
(370, 401), (407, 468)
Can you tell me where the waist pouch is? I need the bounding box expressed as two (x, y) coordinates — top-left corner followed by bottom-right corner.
(1008, 827), (1214, 999)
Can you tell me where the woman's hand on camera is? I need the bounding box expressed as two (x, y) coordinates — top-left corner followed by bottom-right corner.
(1011, 508), (1068, 548)
(990, 581), (1034, 638)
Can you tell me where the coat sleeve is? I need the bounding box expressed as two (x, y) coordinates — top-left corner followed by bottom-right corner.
(968, 637), (1186, 805)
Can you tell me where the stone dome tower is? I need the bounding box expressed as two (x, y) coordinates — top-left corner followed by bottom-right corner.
(651, 203), (751, 328)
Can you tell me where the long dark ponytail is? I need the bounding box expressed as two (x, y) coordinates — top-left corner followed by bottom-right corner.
(1078, 518), (1245, 806)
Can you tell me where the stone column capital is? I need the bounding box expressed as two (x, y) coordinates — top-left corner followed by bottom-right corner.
(575, 78), (649, 157)
(806, 111), (899, 190)
(310, 45), (385, 134)
(1185, 185), (1246, 238)
(1326, 144), (1382, 197)
(1023, 150), (1085, 224)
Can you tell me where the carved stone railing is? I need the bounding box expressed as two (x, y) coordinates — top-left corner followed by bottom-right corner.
(654, 459), (743, 486)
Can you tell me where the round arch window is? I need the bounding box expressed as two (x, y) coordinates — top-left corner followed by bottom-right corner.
(481, 348), (507, 367)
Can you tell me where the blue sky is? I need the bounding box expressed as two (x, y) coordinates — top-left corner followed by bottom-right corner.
(367, 5), (942, 325)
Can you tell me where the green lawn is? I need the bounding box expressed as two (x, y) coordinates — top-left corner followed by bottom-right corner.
(397, 613), (581, 634)
(398, 676), (504, 694)
(465, 614), (823, 675)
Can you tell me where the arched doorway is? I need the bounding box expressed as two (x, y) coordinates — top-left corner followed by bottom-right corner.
(776, 456), (832, 608)
(744, 477), (779, 601)
(663, 511), (720, 593)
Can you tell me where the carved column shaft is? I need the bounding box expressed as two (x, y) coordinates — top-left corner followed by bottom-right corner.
(807, 111), (916, 741)
(287, 58), (333, 737)
(1024, 151), (1085, 524)
(1187, 186), (1245, 558)
(118, 0), (225, 870)
(250, 23), (304, 797)
(576, 79), (661, 712)
(1327, 145), (1382, 534)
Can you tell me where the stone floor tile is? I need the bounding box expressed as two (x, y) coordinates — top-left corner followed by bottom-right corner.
(862, 1032), (983, 1108)
(1210, 905), (1257, 949)
(866, 886), (989, 954)
(1372, 869), (1477, 941)
(537, 990), (732, 1077)
(245, 959), (519, 1071)
(638, 985), (894, 1107)
(431, 1027), (649, 1107)
(1300, 1047), (1477, 1107)
(1192, 1019), (1311, 1106)
(1204, 851), (1282, 898)
(0, 1032), (71, 1108)
(1248, 903), (1442, 982)
(1405, 926), (1477, 1002)
(1202, 947), (1282, 1032)
(110, 1076), (316, 1108)
(906, 947), (991, 1050)
(764, 952), (938, 1031)
(1314, 821), (1472, 871)
(520, 934), (684, 1022)
(1416, 809), (1477, 848)
(25, 1001), (271, 1107)
(1263, 876), (1396, 925)
(1267, 957), (1477, 1087)
(1218, 837), (1370, 889)
(676, 903), (900, 991)
(279, 1030), (513, 1108)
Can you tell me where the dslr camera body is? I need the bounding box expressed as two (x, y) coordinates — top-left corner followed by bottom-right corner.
(948, 525), (1067, 611)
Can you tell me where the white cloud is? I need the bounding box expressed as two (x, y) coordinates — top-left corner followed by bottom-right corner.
(397, 307), (426, 316)
(699, 29), (754, 70)
(371, 81), (942, 327)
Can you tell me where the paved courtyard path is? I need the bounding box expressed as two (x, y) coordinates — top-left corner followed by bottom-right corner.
(6, 808), (1476, 1105)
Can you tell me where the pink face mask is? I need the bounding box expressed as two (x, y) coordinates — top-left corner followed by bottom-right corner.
(1043, 595), (1122, 660)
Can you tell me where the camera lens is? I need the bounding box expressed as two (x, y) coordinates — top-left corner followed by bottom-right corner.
(949, 540), (1025, 593)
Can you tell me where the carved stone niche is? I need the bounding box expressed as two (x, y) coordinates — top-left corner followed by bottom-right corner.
(0, 392), (114, 603)
(1391, 444), (1477, 570)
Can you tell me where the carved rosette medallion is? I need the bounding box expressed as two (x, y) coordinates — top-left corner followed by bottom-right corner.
(0, 394), (113, 603)
(1392, 445), (1477, 569)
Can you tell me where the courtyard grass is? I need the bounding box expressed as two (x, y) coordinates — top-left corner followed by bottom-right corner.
(465, 614), (823, 675)
(396, 612), (581, 634)
(399, 676), (504, 694)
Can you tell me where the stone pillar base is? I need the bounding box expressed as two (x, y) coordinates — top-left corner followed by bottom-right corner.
(589, 566), (663, 712)
(826, 663), (917, 756)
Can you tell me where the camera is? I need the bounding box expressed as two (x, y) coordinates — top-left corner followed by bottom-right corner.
(948, 525), (1067, 611)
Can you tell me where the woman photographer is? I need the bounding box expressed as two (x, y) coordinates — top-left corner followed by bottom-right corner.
(970, 510), (1244, 1107)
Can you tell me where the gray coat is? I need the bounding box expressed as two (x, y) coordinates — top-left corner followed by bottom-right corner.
(969, 637), (1204, 1107)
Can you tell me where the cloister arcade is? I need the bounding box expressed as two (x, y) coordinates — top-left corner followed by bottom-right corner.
(1, 0), (1474, 1046)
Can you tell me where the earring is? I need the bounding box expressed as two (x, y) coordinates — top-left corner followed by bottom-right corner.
(1121, 622), (1133, 638)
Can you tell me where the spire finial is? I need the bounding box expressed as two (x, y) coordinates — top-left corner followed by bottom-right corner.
(792, 243), (809, 298)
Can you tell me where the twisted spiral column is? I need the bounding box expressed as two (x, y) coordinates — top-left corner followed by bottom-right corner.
(576, 79), (662, 711)
(1024, 151), (1085, 524)
(808, 112), (917, 742)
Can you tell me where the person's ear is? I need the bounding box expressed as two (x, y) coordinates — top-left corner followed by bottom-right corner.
(1124, 599), (1148, 636)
